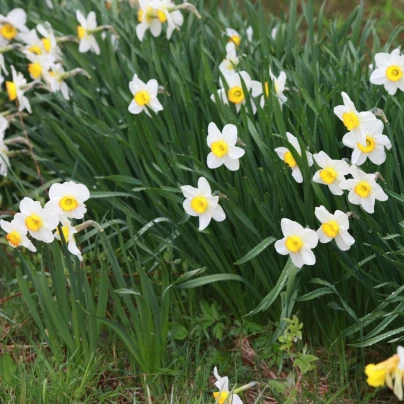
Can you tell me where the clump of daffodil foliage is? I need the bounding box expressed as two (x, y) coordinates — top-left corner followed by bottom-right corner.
(2, 0), (404, 401)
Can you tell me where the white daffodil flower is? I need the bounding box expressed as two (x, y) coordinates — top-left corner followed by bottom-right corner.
(339, 165), (388, 214)
(206, 123), (245, 171)
(128, 74), (163, 117)
(275, 218), (318, 268)
(136, 0), (167, 41)
(213, 367), (243, 404)
(44, 63), (70, 100)
(333, 92), (377, 146)
(211, 71), (261, 114)
(181, 177), (226, 231)
(37, 23), (61, 59)
(20, 29), (49, 56)
(398, 346), (404, 371)
(0, 115), (9, 176)
(342, 118), (392, 166)
(315, 206), (355, 251)
(370, 48), (404, 95)
(275, 132), (313, 183)
(13, 197), (59, 243)
(224, 28), (241, 47)
(0, 8), (28, 46)
(219, 42), (239, 74)
(1, 219), (36, 252)
(45, 181), (91, 219)
(54, 218), (83, 261)
(162, 0), (184, 40)
(258, 69), (287, 108)
(76, 10), (100, 55)
(6, 65), (31, 113)
(246, 26), (253, 43)
(312, 151), (350, 195)
(24, 51), (53, 81)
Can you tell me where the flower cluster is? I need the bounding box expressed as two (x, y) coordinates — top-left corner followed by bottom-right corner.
(273, 91), (390, 268)
(1, 181), (91, 261)
(365, 346), (404, 401)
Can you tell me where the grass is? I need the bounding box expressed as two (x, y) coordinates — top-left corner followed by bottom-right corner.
(1, 0), (404, 402)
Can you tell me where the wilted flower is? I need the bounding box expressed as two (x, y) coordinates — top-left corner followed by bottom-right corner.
(206, 122), (245, 171)
(128, 74), (163, 117)
(315, 206), (355, 251)
(275, 132), (313, 183)
(13, 197), (59, 243)
(219, 42), (239, 74)
(275, 218), (318, 268)
(54, 218), (83, 261)
(0, 8), (28, 46)
(6, 65), (31, 113)
(342, 119), (392, 166)
(370, 48), (404, 95)
(211, 71), (261, 114)
(334, 92), (377, 146)
(76, 10), (100, 55)
(213, 367), (243, 404)
(181, 177), (226, 231)
(312, 151), (350, 195)
(1, 219), (36, 252)
(339, 165), (388, 214)
(46, 181), (90, 219)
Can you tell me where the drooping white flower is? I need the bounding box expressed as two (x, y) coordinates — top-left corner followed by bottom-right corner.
(136, 0), (167, 41)
(275, 218), (318, 268)
(224, 28), (241, 47)
(45, 181), (90, 219)
(370, 48), (404, 95)
(246, 26), (253, 42)
(1, 219), (36, 252)
(210, 71), (261, 114)
(24, 51), (53, 81)
(258, 69), (287, 108)
(181, 177), (226, 231)
(0, 115), (9, 176)
(76, 10), (100, 55)
(13, 198), (59, 243)
(275, 132), (313, 183)
(219, 42), (239, 74)
(333, 92), (378, 146)
(312, 151), (350, 195)
(213, 367), (243, 404)
(206, 123), (245, 171)
(6, 65), (31, 113)
(54, 217), (83, 261)
(0, 8), (29, 46)
(44, 64), (70, 100)
(271, 26), (279, 39)
(315, 206), (355, 251)
(342, 118), (392, 166)
(339, 165), (388, 214)
(128, 74), (163, 117)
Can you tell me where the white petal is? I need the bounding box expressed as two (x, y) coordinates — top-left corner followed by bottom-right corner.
(301, 229), (319, 248)
(180, 185), (199, 199)
(198, 177), (211, 195)
(223, 157), (240, 171)
(281, 218), (303, 237)
(183, 199), (198, 217)
(211, 205), (226, 222)
(198, 212), (212, 230)
(227, 145), (245, 159)
(275, 238), (289, 255)
(290, 251), (304, 268)
(300, 246), (316, 266)
(370, 68), (388, 85)
(207, 153), (223, 169)
(222, 124), (238, 145)
(291, 167), (303, 183)
(314, 206), (333, 223)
